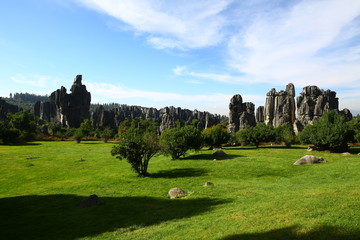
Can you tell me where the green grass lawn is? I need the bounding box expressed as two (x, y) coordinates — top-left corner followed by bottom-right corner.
(1, 141), (360, 240)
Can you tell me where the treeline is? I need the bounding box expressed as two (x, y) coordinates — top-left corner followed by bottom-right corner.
(10, 92), (49, 102)
(90, 103), (125, 111)
(5, 92), (49, 113)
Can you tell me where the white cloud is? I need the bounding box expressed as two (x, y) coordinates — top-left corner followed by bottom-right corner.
(172, 65), (246, 84)
(85, 81), (264, 115)
(227, 0), (360, 88)
(75, 0), (231, 49)
(11, 74), (60, 88)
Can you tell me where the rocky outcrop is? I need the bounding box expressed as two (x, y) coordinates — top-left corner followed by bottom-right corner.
(228, 94), (256, 134)
(256, 106), (264, 123)
(0, 98), (19, 120)
(35, 75), (91, 128)
(296, 85), (352, 126)
(91, 105), (225, 132)
(264, 83), (296, 127)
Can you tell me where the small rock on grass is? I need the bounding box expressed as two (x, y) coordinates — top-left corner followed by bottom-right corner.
(203, 182), (214, 187)
(293, 155), (326, 165)
(168, 187), (187, 199)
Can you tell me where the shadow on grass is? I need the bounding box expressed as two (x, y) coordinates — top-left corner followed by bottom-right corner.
(1, 142), (42, 146)
(221, 225), (360, 240)
(0, 194), (228, 240)
(182, 154), (243, 161)
(150, 167), (207, 178)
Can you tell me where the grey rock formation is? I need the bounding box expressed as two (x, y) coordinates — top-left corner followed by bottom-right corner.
(296, 86), (338, 126)
(91, 105), (225, 132)
(35, 75), (91, 128)
(228, 94), (256, 134)
(256, 106), (264, 123)
(264, 83), (296, 127)
(0, 98), (19, 120)
(168, 187), (187, 199)
(293, 155), (326, 165)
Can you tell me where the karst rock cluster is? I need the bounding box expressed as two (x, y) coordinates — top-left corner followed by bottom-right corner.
(228, 83), (352, 134)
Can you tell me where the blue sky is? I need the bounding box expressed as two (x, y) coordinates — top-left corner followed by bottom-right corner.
(1, 0), (360, 115)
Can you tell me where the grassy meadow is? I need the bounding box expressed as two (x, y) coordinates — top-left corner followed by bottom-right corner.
(1, 141), (360, 240)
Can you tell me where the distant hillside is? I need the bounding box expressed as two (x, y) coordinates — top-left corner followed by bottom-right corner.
(4, 92), (49, 113)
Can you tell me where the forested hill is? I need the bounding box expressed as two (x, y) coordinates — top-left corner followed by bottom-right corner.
(4, 93), (49, 113)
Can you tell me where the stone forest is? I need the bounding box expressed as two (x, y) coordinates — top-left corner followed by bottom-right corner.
(20, 74), (353, 133)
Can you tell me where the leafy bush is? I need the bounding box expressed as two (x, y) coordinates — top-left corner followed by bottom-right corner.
(101, 127), (114, 143)
(160, 125), (202, 159)
(73, 129), (84, 143)
(202, 124), (231, 148)
(275, 124), (296, 147)
(236, 123), (275, 148)
(299, 110), (353, 152)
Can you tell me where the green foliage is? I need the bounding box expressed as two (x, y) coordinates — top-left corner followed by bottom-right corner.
(348, 115), (360, 143)
(80, 119), (93, 137)
(47, 122), (62, 136)
(73, 129), (84, 143)
(111, 127), (160, 177)
(236, 123), (275, 148)
(101, 127), (114, 143)
(160, 125), (202, 159)
(202, 124), (231, 148)
(0, 121), (20, 144)
(6, 111), (37, 142)
(299, 110), (353, 152)
(275, 124), (296, 147)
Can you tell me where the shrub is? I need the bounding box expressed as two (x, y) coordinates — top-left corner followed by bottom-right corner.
(73, 129), (84, 143)
(160, 125), (202, 159)
(235, 123), (275, 148)
(101, 127), (114, 143)
(275, 124), (296, 147)
(202, 124), (231, 148)
(299, 110), (353, 152)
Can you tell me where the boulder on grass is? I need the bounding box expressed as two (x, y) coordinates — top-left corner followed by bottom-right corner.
(203, 182), (214, 187)
(79, 194), (103, 207)
(293, 155), (326, 165)
(342, 152), (351, 156)
(168, 187), (187, 199)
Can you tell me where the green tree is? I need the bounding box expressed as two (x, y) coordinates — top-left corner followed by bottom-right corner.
(101, 127), (114, 143)
(348, 115), (360, 143)
(202, 124), (231, 148)
(6, 111), (37, 141)
(160, 125), (202, 159)
(236, 123), (275, 148)
(275, 124), (296, 147)
(111, 127), (160, 177)
(73, 128), (84, 143)
(0, 121), (20, 144)
(80, 119), (93, 137)
(299, 110), (353, 152)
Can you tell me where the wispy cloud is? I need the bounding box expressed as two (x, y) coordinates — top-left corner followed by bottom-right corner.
(172, 65), (245, 84)
(11, 74), (60, 88)
(228, 0), (360, 87)
(85, 81), (263, 115)
(75, 0), (231, 49)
